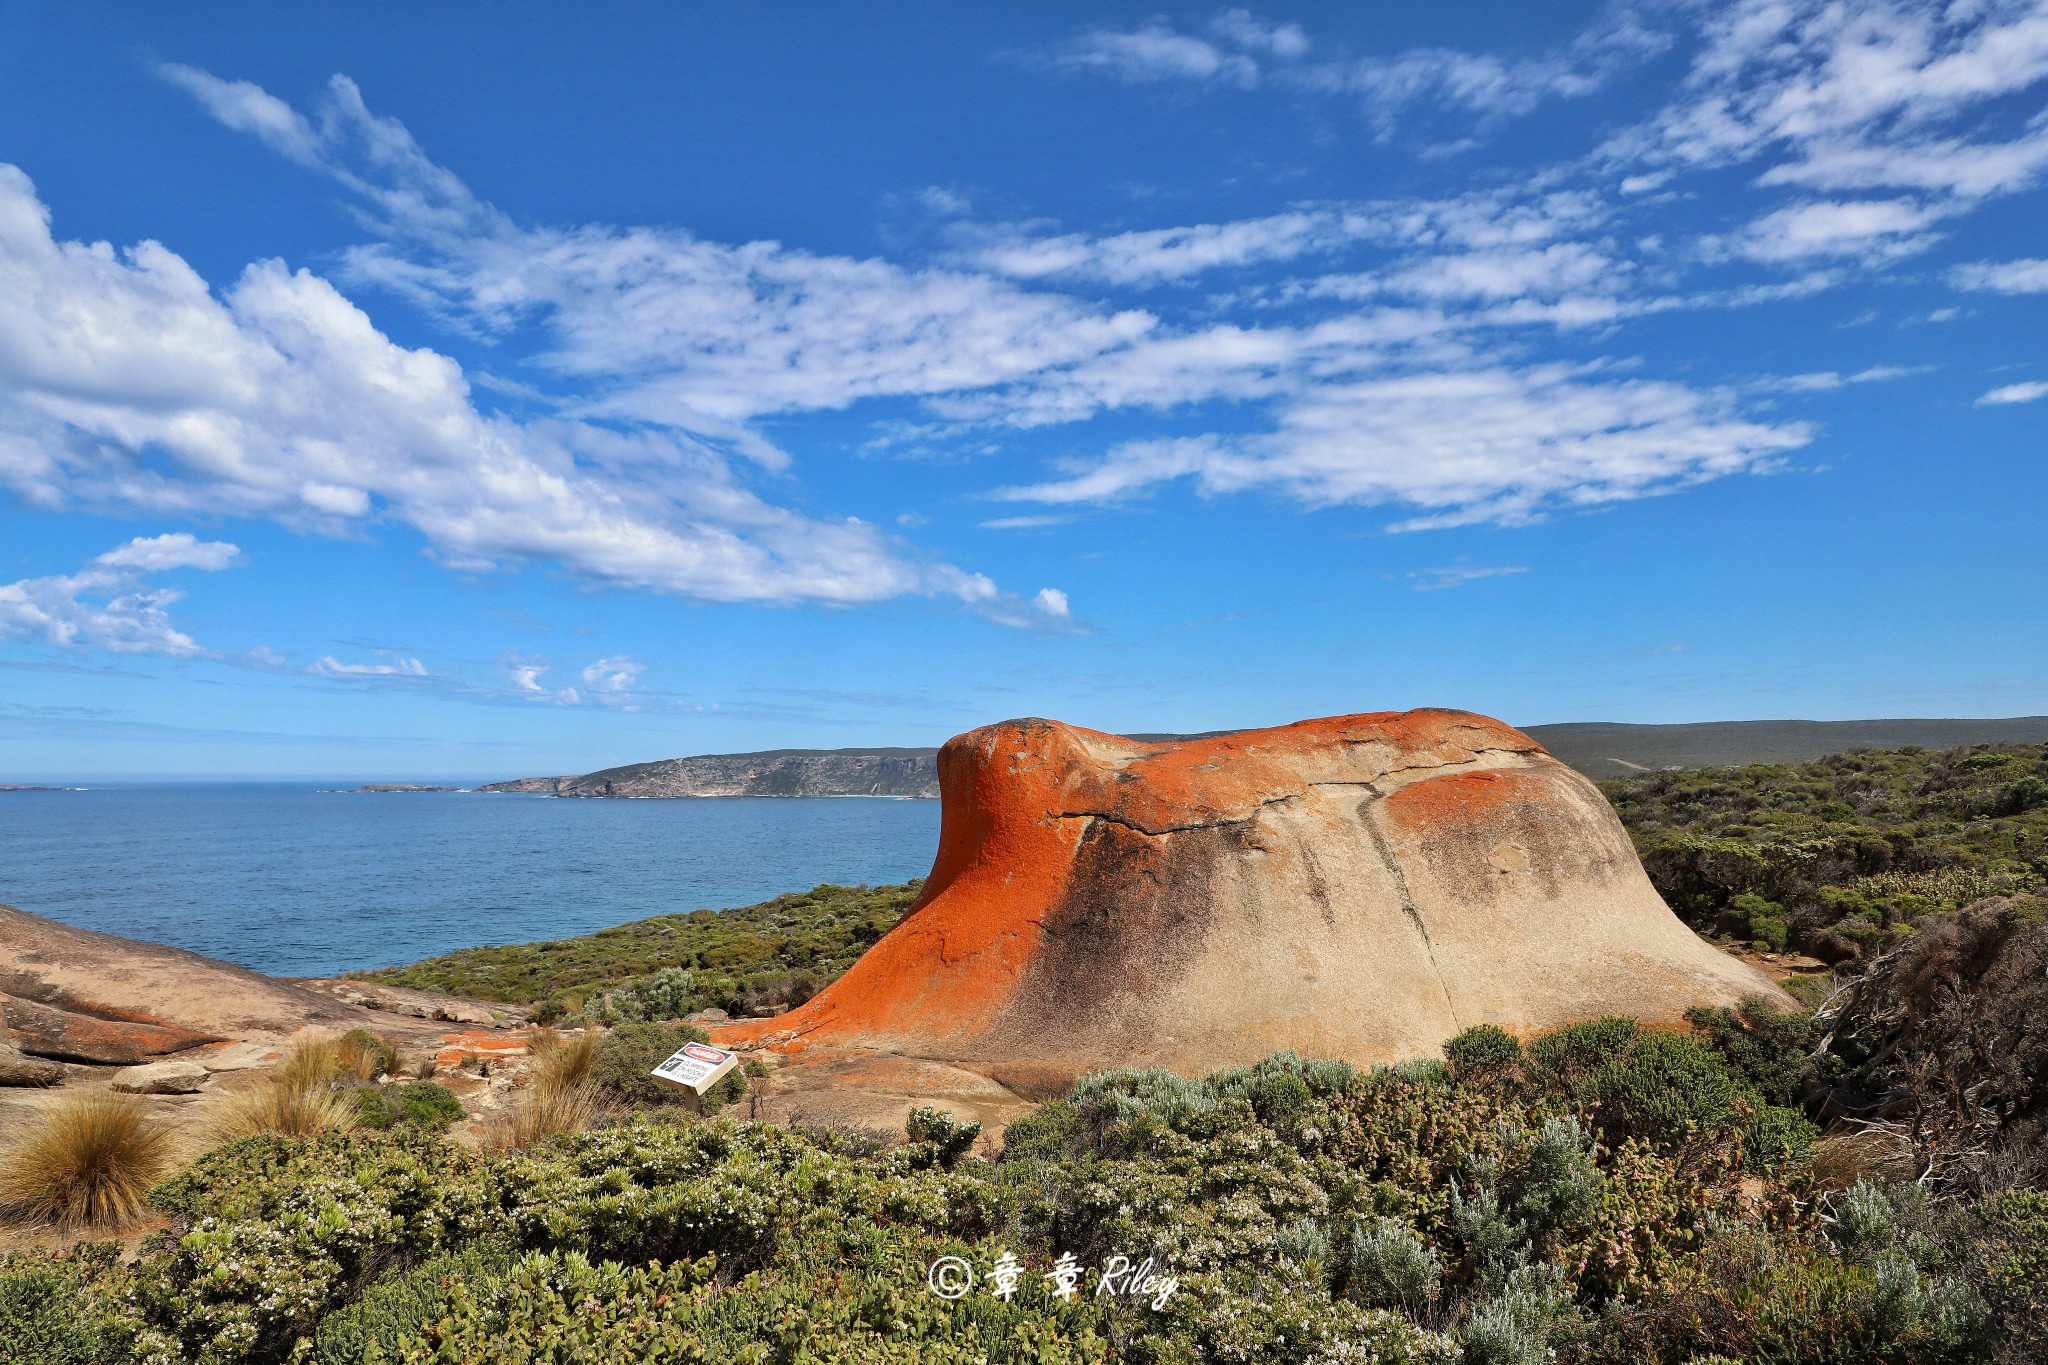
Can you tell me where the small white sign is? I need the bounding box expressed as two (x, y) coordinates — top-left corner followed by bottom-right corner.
(650, 1040), (738, 1094)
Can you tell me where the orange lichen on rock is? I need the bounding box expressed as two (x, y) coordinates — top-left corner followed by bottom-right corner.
(0, 993), (223, 1065)
(434, 1030), (531, 1070)
(713, 708), (1789, 1083)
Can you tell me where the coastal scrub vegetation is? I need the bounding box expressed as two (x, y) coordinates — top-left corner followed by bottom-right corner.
(1607, 741), (2048, 961)
(357, 881), (921, 1023)
(5, 740), (2046, 1358)
(1, 1022), (2042, 1362)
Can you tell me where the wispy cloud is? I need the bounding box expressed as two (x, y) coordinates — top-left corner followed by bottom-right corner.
(1046, 10), (1308, 90)
(1977, 380), (2048, 405)
(118, 11), (2048, 558)
(309, 654), (431, 679)
(996, 365), (1808, 529)
(1953, 257), (2048, 293)
(1406, 564), (1531, 590)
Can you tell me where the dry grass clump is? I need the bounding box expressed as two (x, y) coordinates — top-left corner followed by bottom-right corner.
(488, 1081), (603, 1151)
(203, 1084), (359, 1142)
(200, 1035), (359, 1143)
(274, 1035), (344, 1092)
(485, 1030), (605, 1151)
(529, 1028), (597, 1091)
(0, 1090), (175, 1228)
(335, 1028), (399, 1081)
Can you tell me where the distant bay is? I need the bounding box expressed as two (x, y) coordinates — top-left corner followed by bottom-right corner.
(0, 784), (941, 978)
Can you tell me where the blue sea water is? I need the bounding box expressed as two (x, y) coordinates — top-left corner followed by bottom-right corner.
(0, 785), (942, 978)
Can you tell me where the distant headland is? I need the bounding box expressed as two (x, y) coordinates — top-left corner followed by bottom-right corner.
(474, 715), (2048, 798)
(478, 747), (942, 799)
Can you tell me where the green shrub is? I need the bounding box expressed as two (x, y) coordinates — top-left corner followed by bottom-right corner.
(1729, 891), (1791, 950)
(1347, 1217), (1443, 1313)
(590, 1021), (711, 1106)
(1444, 1024), (1523, 1079)
(1969, 1191), (2048, 1359)
(1685, 997), (1819, 1108)
(347, 1081), (467, 1131)
(905, 1106), (983, 1168)
(999, 1099), (1082, 1164)
(312, 1238), (518, 1363)
(0, 1243), (129, 1365)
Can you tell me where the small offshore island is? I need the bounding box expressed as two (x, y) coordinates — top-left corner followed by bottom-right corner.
(1, 710), (2045, 1362)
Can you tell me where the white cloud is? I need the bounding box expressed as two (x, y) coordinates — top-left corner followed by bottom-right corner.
(1953, 256), (2048, 292)
(1626, 0), (2048, 263)
(999, 364), (1810, 528)
(0, 534), (241, 656)
(1052, 22), (1262, 89)
(1300, 1), (1673, 137)
(1720, 198), (1948, 262)
(141, 66), (1847, 555)
(968, 210), (1358, 285)
(310, 654), (429, 678)
(1210, 10), (1309, 60)
(1640, 0), (2048, 185)
(1977, 380), (2048, 404)
(1407, 564), (1530, 590)
(579, 655), (644, 695)
(0, 159), (1070, 628)
(1761, 364), (1931, 392)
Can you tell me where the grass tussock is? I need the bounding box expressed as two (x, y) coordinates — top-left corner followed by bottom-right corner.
(489, 1081), (602, 1151)
(0, 1090), (175, 1228)
(202, 1083), (359, 1143)
(529, 1028), (597, 1091)
(274, 1036), (344, 1093)
(485, 1030), (606, 1150)
(201, 1035), (360, 1143)
(335, 1029), (399, 1082)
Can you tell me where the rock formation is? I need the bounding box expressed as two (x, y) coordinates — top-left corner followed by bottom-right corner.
(714, 710), (1791, 1089)
(479, 747), (941, 798)
(0, 903), (450, 1064)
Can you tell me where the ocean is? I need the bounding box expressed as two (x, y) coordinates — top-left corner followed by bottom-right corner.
(0, 784), (942, 978)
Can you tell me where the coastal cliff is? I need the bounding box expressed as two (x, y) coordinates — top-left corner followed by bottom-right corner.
(479, 747), (939, 798)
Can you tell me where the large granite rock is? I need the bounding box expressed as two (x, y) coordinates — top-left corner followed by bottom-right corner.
(715, 709), (1791, 1089)
(0, 903), (453, 1063)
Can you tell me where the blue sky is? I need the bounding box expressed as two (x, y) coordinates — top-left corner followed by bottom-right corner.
(1, 1), (2044, 780)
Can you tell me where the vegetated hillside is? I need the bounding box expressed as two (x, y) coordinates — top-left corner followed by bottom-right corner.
(1530, 716), (2048, 779)
(477, 748), (940, 797)
(1604, 741), (2048, 961)
(357, 882), (922, 1022)
(467, 718), (2048, 797)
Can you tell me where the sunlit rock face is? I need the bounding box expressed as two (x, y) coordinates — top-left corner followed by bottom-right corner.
(716, 709), (1789, 1090)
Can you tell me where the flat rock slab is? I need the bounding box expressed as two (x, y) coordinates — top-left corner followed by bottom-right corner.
(110, 1060), (211, 1094)
(0, 992), (222, 1064)
(0, 1043), (62, 1087)
(741, 1045), (1034, 1145)
(292, 979), (522, 1027)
